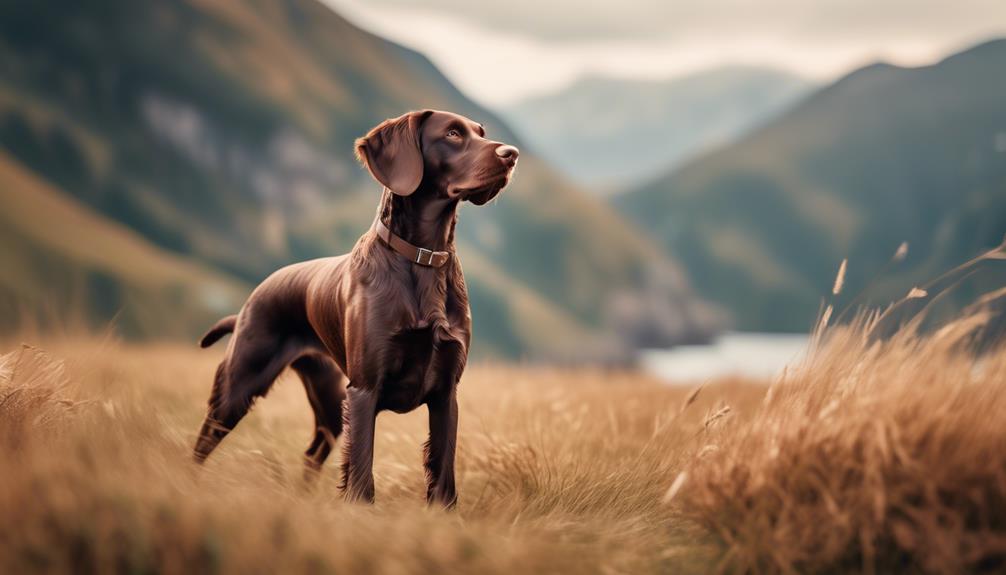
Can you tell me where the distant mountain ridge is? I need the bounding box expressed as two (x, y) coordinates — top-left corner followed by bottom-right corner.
(0, 0), (719, 357)
(502, 67), (814, 191)
(617, 39), (1006, 332)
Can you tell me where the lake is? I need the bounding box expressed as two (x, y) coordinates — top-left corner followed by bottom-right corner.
(639, 332), (810, 384)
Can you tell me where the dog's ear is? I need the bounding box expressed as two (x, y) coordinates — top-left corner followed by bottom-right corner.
(355, 110), (433, 196)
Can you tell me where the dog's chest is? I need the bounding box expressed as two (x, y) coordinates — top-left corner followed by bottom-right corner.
(349, 255), (472, 412)
(377, 324), (466, 413)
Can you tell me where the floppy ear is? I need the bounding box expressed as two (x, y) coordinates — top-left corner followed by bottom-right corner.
(355, 110), (432, 196)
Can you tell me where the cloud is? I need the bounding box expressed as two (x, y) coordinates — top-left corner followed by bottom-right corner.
(338, 0), (1006, 42)
(324, 0), (1006, 106)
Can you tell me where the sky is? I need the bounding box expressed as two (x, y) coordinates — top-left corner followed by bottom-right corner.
(322, 0), (1006, 107)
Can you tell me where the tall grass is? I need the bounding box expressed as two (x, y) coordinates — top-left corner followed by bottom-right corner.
(679, 313), (1006, 573)
(678, 242), (1006, 573)
(0, 340), (753, 574)
(1, 281), (1005, 572)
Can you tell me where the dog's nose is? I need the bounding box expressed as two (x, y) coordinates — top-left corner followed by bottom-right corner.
(495, 144), (519, 165)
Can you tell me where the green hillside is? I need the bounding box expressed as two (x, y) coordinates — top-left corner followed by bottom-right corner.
(617, 39), (1006, 332)
(0, 0), (718, 358)
(0, 151), (248, 338)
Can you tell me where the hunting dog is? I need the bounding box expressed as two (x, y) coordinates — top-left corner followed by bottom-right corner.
(193, 110), (518, 507)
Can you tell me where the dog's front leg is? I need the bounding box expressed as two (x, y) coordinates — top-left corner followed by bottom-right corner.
(424, 384), (458, 508)
(341, 385), (378, 503)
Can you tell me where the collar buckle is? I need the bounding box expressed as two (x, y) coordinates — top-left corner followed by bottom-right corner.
(416, 247), (434, 266)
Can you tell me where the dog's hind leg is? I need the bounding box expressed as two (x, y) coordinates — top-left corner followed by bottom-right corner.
(193, 360), (233, 463)
(193, 336), (298, 464)
(292, 354), (346, 478)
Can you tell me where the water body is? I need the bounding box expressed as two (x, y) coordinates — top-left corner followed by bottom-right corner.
(639, 332), (810, 384)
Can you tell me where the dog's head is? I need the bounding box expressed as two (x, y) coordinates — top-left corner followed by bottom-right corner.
(355, 110), (518, 205)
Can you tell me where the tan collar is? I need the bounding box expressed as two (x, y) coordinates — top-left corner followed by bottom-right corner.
(373, 218), (451, 267)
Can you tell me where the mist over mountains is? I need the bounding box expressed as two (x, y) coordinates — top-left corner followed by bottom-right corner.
(502, 67), (814, 191)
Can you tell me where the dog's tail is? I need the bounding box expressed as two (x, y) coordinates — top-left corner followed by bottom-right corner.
(200, 315), (238, 348)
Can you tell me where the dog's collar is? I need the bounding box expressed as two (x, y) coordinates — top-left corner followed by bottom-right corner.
(373, 218), (451, 267)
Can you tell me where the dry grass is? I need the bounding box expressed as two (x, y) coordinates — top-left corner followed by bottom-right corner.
(1, 301), (1005, 573)
(679, 312), (1006, 573)
(0, 337), (758, 574)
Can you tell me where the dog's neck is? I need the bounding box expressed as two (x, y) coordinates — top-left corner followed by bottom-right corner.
(376, 187), (459, 254)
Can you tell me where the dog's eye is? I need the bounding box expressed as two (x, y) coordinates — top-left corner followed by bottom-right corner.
(446, 129), (461, 139)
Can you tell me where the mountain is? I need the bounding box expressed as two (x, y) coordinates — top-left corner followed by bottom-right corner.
(0, 150), (248, 338)
(617, 39), (1006, 332)
(502, 67), (814, 191)
(0, 0), (719, 358)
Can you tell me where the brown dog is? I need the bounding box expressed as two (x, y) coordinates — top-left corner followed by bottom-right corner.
(193, 110), (518, 507)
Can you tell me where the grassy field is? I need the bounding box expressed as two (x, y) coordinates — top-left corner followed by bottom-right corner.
(1, 303), (1004, 573)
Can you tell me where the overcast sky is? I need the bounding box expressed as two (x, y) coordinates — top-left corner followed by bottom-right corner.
(323, 0), (1006, 107)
